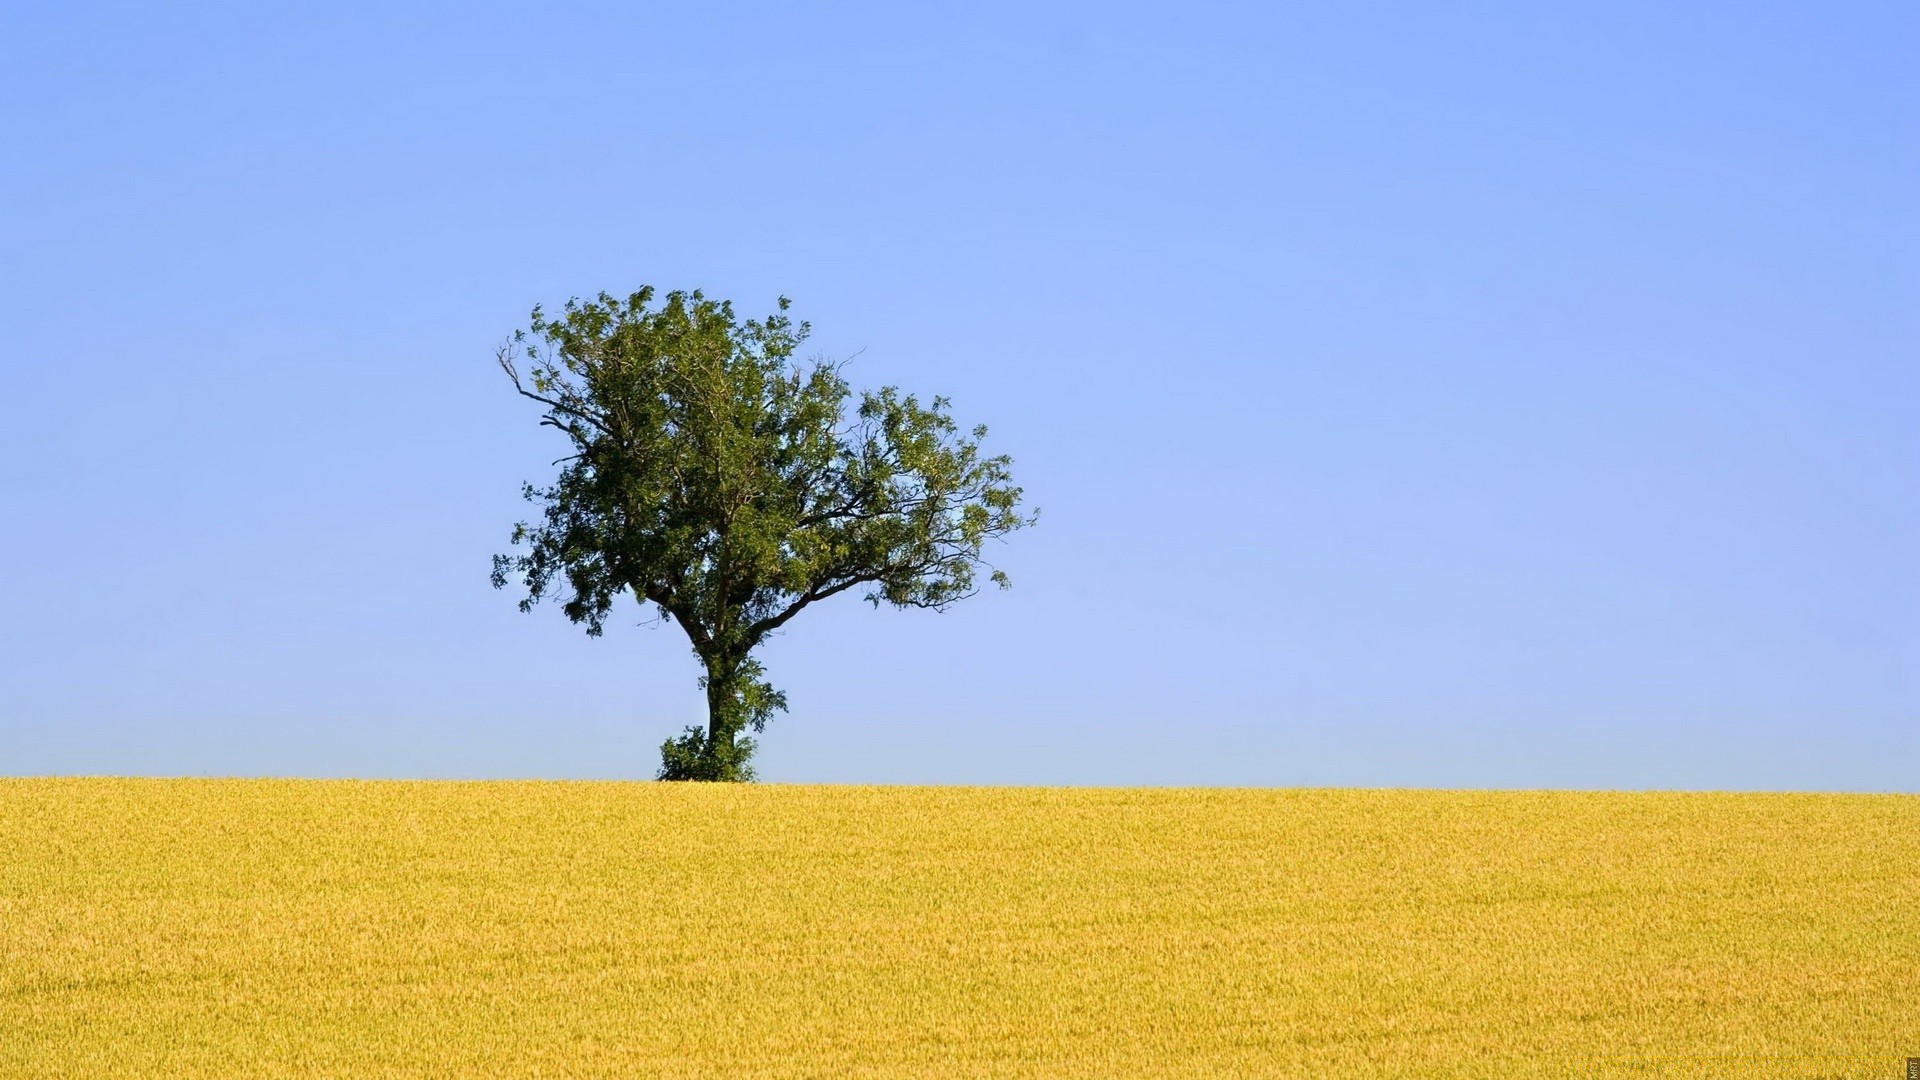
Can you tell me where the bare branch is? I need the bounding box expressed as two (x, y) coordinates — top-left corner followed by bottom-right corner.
(744, 574), (875, 643)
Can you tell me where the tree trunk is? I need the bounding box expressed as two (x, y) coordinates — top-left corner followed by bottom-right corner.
(704, 658), (736, 749)
(659, 650), (771, 782)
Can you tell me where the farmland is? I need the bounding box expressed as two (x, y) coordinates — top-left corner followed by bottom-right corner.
(2, 780), (1913, 1077)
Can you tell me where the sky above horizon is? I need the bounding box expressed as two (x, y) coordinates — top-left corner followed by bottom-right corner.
(3, 2), (1915, 789)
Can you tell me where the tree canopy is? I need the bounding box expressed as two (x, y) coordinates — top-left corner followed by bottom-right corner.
(493, 287), (1033, 780)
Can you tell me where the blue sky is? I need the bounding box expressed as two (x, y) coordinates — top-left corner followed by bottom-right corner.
(3, 2), (1914, 788)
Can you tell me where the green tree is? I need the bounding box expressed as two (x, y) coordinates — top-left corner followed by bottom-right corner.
(492, 287), (1034, 781)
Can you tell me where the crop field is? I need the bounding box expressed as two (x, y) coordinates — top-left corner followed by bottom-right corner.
(2, 780), (1914, 1077)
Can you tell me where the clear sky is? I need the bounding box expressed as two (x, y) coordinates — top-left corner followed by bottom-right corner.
(3, 2), (1914, 788)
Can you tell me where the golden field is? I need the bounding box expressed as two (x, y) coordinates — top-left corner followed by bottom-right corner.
(2, 779), (1914, 1078)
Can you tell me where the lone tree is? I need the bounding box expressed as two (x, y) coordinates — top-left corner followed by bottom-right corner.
(493, 287), (1033, 781)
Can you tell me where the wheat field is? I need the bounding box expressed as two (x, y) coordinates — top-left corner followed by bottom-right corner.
(2, 779), (1914, 1077)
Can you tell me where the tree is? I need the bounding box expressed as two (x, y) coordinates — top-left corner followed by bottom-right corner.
(492, 287), (1034, 781)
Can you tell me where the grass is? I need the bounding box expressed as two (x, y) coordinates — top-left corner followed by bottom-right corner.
(2, 779), (1914, 1077)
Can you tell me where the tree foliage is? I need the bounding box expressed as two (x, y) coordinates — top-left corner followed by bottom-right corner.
(492, 287), (1033, 780)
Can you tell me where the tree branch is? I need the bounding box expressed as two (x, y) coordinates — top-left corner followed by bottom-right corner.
(499, 344), (615, 437)
(743, 574), (875, 643)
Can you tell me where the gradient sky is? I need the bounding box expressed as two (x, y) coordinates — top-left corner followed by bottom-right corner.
(3, 1), (1914, 788)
